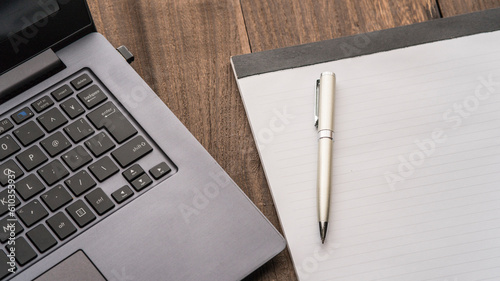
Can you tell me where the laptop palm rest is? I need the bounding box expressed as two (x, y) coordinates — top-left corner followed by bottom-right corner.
(33, 250), (106, 281)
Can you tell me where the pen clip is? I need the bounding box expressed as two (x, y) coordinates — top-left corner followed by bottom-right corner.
(314, 78), (320, 128)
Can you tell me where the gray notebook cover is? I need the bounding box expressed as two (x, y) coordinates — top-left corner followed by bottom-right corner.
(232, 7), (500, 79)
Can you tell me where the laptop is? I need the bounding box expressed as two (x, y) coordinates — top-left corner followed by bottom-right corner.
(0, 0), (286, 280)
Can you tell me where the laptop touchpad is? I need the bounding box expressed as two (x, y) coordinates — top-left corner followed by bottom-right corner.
(34, 250), (106, 281)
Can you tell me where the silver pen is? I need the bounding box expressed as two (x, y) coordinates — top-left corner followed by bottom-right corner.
(314, 72), (336, 244)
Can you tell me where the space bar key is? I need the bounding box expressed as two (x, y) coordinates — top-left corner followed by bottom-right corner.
(111, 136), (153, 168)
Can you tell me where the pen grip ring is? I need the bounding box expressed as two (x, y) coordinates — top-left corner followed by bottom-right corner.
(318, 130), (334, 141)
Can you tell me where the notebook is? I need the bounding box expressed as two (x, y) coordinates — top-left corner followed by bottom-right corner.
(231, 8), (500, 281)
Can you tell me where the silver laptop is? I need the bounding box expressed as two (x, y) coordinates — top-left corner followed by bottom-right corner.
(0, 0), (285, 280)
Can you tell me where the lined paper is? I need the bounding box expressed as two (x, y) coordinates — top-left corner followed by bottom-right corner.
(234, 31), (500, 281)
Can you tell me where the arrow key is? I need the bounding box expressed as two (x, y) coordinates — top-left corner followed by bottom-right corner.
(122, 164), (144, 182)
(149, 162), (171, 180)
(131, 173), (152, 191)
(111, 185), (134, 203)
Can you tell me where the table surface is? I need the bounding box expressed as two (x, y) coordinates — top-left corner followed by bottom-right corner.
(85, 0), (500, 280)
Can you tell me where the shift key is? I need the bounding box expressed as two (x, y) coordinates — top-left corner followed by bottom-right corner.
(111, 136), (153, 168)
(87, 102), (137, 143)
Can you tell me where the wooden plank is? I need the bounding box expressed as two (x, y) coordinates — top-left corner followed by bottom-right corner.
(240, 0), (441, 52)
(438, 0), (500, 17)
(86, 1), (293, 280)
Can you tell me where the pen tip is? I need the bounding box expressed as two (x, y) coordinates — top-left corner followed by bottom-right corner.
(319, 221), (328, 244)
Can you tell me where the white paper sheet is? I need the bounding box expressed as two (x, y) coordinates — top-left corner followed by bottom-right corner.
(234, 31), (500, 281)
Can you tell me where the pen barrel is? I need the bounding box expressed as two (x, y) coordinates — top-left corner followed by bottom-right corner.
(318, 72), (335, 131)
(317, 136), (333, 222)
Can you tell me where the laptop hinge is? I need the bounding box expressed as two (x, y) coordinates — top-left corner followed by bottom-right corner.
(0, 49), (65, 101)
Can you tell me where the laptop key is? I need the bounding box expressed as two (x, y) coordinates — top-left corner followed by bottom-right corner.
(38, 160), (69, 186)
(61, 97), (85, 119)
(131, 173), (152, 191)
(62, 146), (93, 171)
(37, 107), (68, 132)
(0, 189), (20, 216)
(111, 136), (153, 168)
(51, 84), (73, 101)
(85, 188), (115, 215)
(11, 107), (34, 124)
(149, 162), (171, 180)
(77, 85), (107, 109)
(16, 145), (48, 171)
(122, 164), (144, 182)
(14, 121), (45, 146)
(6, 237), (37, 266)
(41, 184), (73, 211)
(0, 217), (23, 243)
(16, 174), (45, 201)
(0, 250), (13, 279)
(27, 224), (57, 253)
(32, 96), (54, 113)
(66, 200), (96, 227)
(84, 132), (115, 157)
(0, 160), (24, 186)
(89, 156), (119, 182)
(0, 119), (13, 136)
(87, 102), (137, 143)
(70, 74), (92, 90)
(40, 132), (72, 157)
(47, 212), (77, 240)
(17, 199), (48, 227)
(64, 118), (95, 143)
(111, 185), (134, 203)
(65, 170), (96, 196)
(0, 135), (20, 161)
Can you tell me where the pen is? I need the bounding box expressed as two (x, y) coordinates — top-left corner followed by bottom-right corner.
(315, 72), (336, 244)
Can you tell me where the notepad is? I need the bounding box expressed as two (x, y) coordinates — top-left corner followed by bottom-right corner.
(233, 30), (500, 280)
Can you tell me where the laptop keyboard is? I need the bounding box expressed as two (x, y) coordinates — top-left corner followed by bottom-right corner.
(0, 70), (175, 279)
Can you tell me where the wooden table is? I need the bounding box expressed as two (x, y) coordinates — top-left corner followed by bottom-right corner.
(86, 0), (500, 280)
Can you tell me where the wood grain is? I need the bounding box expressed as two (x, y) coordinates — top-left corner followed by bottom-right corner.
(84, 0), (498, 280)
(438, 0), (500, 17)
(240, 0), (441, 53)
(86, 0), (294, 280)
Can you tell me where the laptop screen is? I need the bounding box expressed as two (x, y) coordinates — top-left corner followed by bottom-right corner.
(0, 0), (94, 75)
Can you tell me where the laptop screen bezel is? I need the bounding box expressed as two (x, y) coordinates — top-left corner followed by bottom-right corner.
(0, 0), (96, 75)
